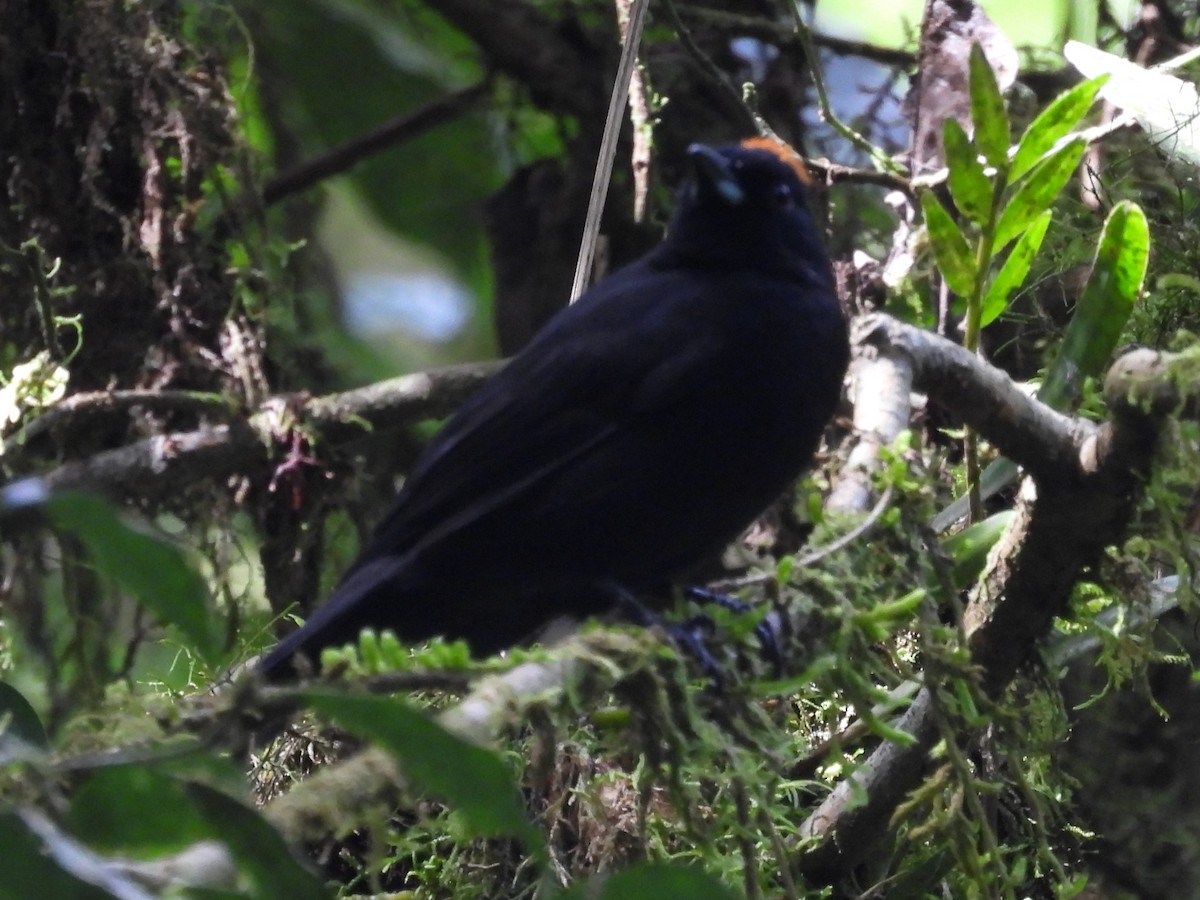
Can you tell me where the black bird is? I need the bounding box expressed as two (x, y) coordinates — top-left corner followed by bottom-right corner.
(259, 140), (849, 679)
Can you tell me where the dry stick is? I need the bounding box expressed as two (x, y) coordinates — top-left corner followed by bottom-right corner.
(803, 158), (914, 194)
(569, 0), (650, 302)
(621, 0), (653, 225)
(262, 81), (490, 206)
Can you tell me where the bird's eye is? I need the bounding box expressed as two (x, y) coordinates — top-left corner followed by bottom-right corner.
(773, 183), (795, 207)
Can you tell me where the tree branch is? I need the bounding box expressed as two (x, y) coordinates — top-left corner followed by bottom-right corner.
(796, 317), (1172, 881)
(34, 360), (502, 499)
(1, 390), (236, 464)
(675, 7), (916, 69)
(827, 334), (913, 514)
(263, 81), (491, 206)
(263, 641), (592, 846)
(854, 314), (1092, 480)
(131, 634), (647, 888)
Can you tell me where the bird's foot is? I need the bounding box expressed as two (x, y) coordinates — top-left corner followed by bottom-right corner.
(611, 588), (727, 682)
(683, 586), (784, 677)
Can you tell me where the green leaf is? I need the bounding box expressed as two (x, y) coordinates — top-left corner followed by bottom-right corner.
(1011, 75), (1108, 181)
(993, 137), (1086, 250)
(921, 192), (977, 296)
(969, 43), (1010, 167)
(560, 864), (741, 900)
(943, 118), (992, 224)
(1039, 200), (1149, 408)
(932, 201), (1148, 534)
(941, 511), (1015, 588)
(45, 492), (221, 665)
(0, 812), (138, 900)
(980, 209), (1052, 326)
(259, 0), (502, 304)
(0, 681), (47, 761)
(64, 756), (323, 899)
(301, 691), (545, 857)
(68, 767), (212, 856)
(185, 783), (328, 900)
(931, 459), (1017, 534)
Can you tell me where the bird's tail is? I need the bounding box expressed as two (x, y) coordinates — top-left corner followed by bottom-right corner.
(256, 555), (423, 681)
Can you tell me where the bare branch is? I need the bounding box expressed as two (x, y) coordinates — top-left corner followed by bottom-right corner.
(828, 336), (914, 514)
(3, 390), (235, 461)
(854, 314), (1092, 480)
(35, 360), (502, 499)
(675, 7), (916, 69)
(263, 81), (491, 206)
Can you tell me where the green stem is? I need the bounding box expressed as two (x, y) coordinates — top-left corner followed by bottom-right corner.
(790, 15), (905, 175)
(962, 170), (1009, 522)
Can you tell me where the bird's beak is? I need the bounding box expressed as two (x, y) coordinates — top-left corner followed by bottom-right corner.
(687, 144), (745, 206)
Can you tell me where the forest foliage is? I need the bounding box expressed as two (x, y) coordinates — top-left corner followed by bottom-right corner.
(3, 1), (1200, 898)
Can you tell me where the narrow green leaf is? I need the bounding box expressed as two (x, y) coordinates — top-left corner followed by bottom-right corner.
(0, 681), (48, 766)
(932, 459), (1017, 534)
(980, 210), (1052, 326)
(941, 511), (1016, 588)
(1011, 75), (1108, 181)
(933, 202), (1148, 534)
(993, 137), (1086, 250)
(943, 118), (992, 224)
(68, 767), (212, 855)
(45, 493), (220, 665)
(301, 691), (545, 857)
(969, 43), (1010, 167)
(1039, 200), (1149, 408)
(921, 192), (977, 296)
(185, 783), (328, 900)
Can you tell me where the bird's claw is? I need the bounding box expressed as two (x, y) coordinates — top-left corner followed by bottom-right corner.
(684, 586), (785, 677)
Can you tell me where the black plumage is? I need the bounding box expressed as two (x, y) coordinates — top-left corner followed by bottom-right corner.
(260, 141), (848, 679)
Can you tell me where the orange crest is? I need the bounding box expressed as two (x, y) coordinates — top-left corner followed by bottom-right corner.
(739, 136), (812, 186)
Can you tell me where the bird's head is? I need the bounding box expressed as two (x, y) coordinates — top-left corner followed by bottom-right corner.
(663, 138), (833, 292)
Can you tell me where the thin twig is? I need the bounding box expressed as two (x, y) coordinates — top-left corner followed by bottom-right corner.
(569, 0), (651, 301)
(676, 7), (916, 69)
(710, 485), (897, 593)
(263, 80), (491, 206)
(795, 485), (896, 569)
(3, 390), (235, 457)
(661, 0), (762, 133)
(804, 157), (914, 195)
(789, 13), (906, 176)
(621, 0), (653, 224)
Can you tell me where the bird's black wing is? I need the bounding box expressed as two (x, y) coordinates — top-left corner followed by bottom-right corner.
(353, 262), (728, 576)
